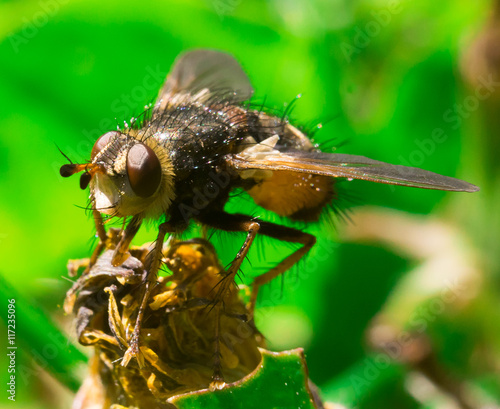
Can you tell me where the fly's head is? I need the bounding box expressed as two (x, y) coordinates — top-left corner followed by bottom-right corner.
(60, 131), (175, 218)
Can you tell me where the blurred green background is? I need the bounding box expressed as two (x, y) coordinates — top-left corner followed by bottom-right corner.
(1, 0), (499, 408)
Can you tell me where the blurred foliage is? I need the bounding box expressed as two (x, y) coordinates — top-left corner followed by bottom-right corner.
(0, 0), (499, 408)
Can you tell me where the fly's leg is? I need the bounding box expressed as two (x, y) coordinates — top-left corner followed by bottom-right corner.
(246, 221), (316, 318)
(196, 212), (316, 317)
(122, 220), (182, 367)
(216, 221), (260, 302)
(210, 304), (225, 390)
(85, 210), (110, 272)
(195, 212), (260, 304)
(111, 215), (143, 267)
(93, 208), (107, 242)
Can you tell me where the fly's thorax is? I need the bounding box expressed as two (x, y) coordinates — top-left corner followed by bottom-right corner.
(89, 131), (175, 218)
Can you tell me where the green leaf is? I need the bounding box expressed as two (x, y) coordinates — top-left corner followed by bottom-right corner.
(169, 348), (318, 409)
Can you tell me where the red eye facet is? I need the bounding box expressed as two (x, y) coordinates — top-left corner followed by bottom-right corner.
(126, 143), (162, 198)
(91, 131), (120, 161)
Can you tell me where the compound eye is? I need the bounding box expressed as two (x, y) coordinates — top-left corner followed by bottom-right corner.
(91, 131), (120, 160)
(126, 143), (162, 198)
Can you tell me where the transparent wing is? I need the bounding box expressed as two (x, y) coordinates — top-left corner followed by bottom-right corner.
(226, 150), (479, 192)
(155, 49), (253, 106)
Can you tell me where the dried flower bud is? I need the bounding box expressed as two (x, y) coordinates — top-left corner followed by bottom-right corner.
(67, 235), (263, 408)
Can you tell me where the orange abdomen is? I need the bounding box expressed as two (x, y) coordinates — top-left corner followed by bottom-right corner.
(246, 171), (334, 222)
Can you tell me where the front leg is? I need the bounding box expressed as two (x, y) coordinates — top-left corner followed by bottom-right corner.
(112, 215), (143, 267)
(85, 210), (111, 272)
(122, 218), (185, 367)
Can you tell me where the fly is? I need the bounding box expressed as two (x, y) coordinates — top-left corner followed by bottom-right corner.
(60, 49), (479, 367)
